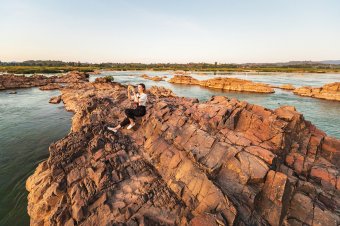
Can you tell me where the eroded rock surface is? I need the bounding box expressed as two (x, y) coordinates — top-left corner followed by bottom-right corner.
(279, 84), (295, 90)
(49, 95), (62, 104)
(40, 83), (63, 90)
(0, 74), (55, 90)
(293, 82), (340, 101)
(169, 75), (275, 93)
(0, 71), (89, 90)
(140, 74), (164, 81)
(27, 81), (340, 225)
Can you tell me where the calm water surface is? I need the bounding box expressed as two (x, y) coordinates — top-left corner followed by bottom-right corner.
(0, 88), (72, 226)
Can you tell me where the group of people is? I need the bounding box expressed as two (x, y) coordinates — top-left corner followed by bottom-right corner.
(107, 83), (148, 133)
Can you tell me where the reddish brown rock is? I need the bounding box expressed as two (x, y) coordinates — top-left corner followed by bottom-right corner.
(0, 71), (88, 91)
(49, 95), (62, 104)
(279, 84), (295, 90)
(148, 85), (177, 97)
(39, 83), (62, 90)
(321, 136), (340, 166)
(26, 82), (340, 226)
(0, 74), (55, 90)
(293, 82), (340, 101)
(256, 171), (292, 226)
(94, 76), (113, 83)
(199, 77), (275, 93)
(54, 71), (89, 83)
(140, 74), (164, 81)
(169, 75), (275, 93)
(189, 214), (219, 226)
(169, 75), (200, 85)
(287, 193), (314, 225)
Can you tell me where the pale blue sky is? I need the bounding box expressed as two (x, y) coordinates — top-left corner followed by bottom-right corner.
(1, 0), (339, 63)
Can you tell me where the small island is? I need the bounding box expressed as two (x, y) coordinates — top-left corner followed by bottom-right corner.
(169, 75), (275, 93)
(293, 82), (340, 101)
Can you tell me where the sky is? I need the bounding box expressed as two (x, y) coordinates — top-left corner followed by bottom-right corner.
(1, 0), (340, 63)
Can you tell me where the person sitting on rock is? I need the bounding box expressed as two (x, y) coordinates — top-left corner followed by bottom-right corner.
(108, 83), (147, 132)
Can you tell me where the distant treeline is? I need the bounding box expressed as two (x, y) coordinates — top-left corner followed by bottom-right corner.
(1, 60), (340, 74)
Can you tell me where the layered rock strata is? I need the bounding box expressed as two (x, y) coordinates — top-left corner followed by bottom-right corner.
(169, 75), (275, 93)
(293, 82), (340, 101)
(26, 80), (340, 225)
(0, 71), (88, 90)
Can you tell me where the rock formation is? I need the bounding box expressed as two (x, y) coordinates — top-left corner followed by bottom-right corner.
(140, 74), (164, 81)
(26, 79), (339, 225)
(53, 71), (89, 84)
(148, 85), (177, 98)
(49, 95), (62, 104)
(0, 71), (89, 91)
(40, 83), (63, 90)
(293, 82), (340, 101)
(279, 84), (295, 90)
(169, 75), (275, 93)
(168, 75), (200, 85)
(0, 74), (55, 90)
(94, 77), (114, 83)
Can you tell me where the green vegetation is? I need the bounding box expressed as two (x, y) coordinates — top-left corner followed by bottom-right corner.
(1, 60), (340, 74)
(104, 75), (114, 82)
(0, 66), (98, 74)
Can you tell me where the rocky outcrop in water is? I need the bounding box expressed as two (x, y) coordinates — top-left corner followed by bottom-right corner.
(169, 75), (275, 93)
(94, 77), (114, 83)
(0, 71), (89, 90)
(0, 74), (55, 90)
(140, 74), (164, 81)
(279, 84), (295, 90)
(293, 82), (340, 101)
(26, 80), (339, 225)
(49, 95), (62, 104)
(54, 71), (89, 84)
(40, 83), (63, 90)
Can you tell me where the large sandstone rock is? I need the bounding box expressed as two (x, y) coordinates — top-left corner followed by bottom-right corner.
(0, 71), (89, 91)
(40, 83), (63, 90)
(27, 82), (340, 225)
(94, 77), (114, 83)
(169, 75), (275, 93)
(148, 85), (177, 98)
(293, 82), (340, 101)
(0, 74), (55, 90)
(140, 74), (164, 81)
(169, 75), (200, 85)
(54, 71), (89, 83)
(49, 95), (62, 104)
(279, 84), (295, 90)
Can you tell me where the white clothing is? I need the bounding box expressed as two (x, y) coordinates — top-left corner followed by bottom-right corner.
(134, 93), (147, 106)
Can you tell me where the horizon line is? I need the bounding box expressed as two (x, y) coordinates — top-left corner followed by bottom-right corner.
(1, 59), (340, 65)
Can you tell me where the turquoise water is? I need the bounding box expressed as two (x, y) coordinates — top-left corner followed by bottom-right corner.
(0, 71), (339, 225)
(0, 88), (72, 226)
(92, 71), (340, 138)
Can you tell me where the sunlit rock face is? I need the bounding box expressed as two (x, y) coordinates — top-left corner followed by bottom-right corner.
(0, 71), (88, 90)
(26, 79), (339, 225)
(169, 75), (275, 93)
(293, 82), (340, 101)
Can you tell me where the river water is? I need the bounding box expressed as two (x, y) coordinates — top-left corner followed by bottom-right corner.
(0, 71), (339, 225)
(0, 88), (72, 225)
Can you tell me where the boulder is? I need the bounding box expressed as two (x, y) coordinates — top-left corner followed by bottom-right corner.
(49, 95), (62, 104)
